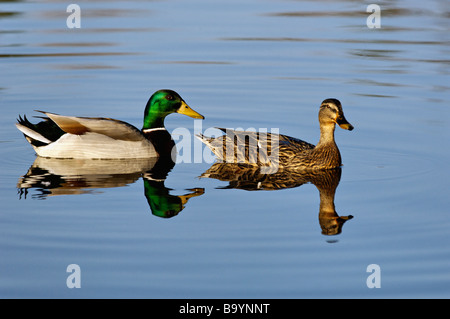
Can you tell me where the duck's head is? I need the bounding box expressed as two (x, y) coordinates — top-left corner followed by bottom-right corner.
(143, 89), (204, 129)
(319, 98), (354, 131)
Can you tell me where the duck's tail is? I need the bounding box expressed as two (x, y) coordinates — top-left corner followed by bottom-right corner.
(195, 132), (225, 160)
(16, 114), (59, 147)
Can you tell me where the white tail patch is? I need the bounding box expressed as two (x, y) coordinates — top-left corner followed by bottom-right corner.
(16, 123), (52, 144)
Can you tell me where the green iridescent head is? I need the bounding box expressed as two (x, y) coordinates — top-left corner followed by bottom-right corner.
(142, 89), (204, 130)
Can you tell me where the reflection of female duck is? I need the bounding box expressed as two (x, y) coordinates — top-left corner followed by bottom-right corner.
(201, 164), (352, 235)
(311, 168), (353, 236)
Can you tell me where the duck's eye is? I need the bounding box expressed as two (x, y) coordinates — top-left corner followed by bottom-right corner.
(322, 104), (337, 112)
(166, 95), (174, 100)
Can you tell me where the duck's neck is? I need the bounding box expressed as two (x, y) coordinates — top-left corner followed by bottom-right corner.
(143, 99), (167, 130)
(313, 123), (342, 167)
(142, 128), (175, 159)
(318, 183), (337, 214)
(316, 123), (336, 148)
(143, 115), (165, 130)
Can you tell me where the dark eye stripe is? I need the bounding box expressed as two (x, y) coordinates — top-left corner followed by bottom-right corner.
(321, 104), (337, 112)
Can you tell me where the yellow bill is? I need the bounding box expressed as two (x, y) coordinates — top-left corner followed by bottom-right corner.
(177, 101), (205, 119)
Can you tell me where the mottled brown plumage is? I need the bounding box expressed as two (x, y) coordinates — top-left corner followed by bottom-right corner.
(197, 98), (353, 170)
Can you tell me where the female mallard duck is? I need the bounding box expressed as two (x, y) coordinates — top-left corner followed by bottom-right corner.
(16, 89), (204, 159)
(197, 98), (353, 170)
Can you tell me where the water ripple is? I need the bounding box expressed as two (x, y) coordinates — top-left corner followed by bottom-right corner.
(0, 52), (137, 58)
(344, 146), (439, 183)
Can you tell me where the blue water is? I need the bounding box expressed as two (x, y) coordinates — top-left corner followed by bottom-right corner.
(1, 0), (449, 298)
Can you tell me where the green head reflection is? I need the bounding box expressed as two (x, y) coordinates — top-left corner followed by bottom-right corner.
(143, 178), (204, 218)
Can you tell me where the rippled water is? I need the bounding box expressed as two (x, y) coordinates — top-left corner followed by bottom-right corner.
(1, 0), (449, 298)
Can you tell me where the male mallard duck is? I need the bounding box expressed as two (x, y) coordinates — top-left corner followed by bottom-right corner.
(16, 89), (204, 159)
(197, 98), (353, 170)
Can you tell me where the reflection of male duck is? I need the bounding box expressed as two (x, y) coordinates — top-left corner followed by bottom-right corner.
(143, 179), (204, 218)
(201, 164), (352, 236)
(17, 157), (157, 198)
(17, 156), (203, 218)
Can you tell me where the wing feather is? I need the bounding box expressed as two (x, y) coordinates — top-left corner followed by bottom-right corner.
(40, 111), (145, 142)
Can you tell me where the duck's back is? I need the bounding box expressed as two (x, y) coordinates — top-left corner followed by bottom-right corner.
(17, 112), (158, 159)
(198, 128), (316, 167)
